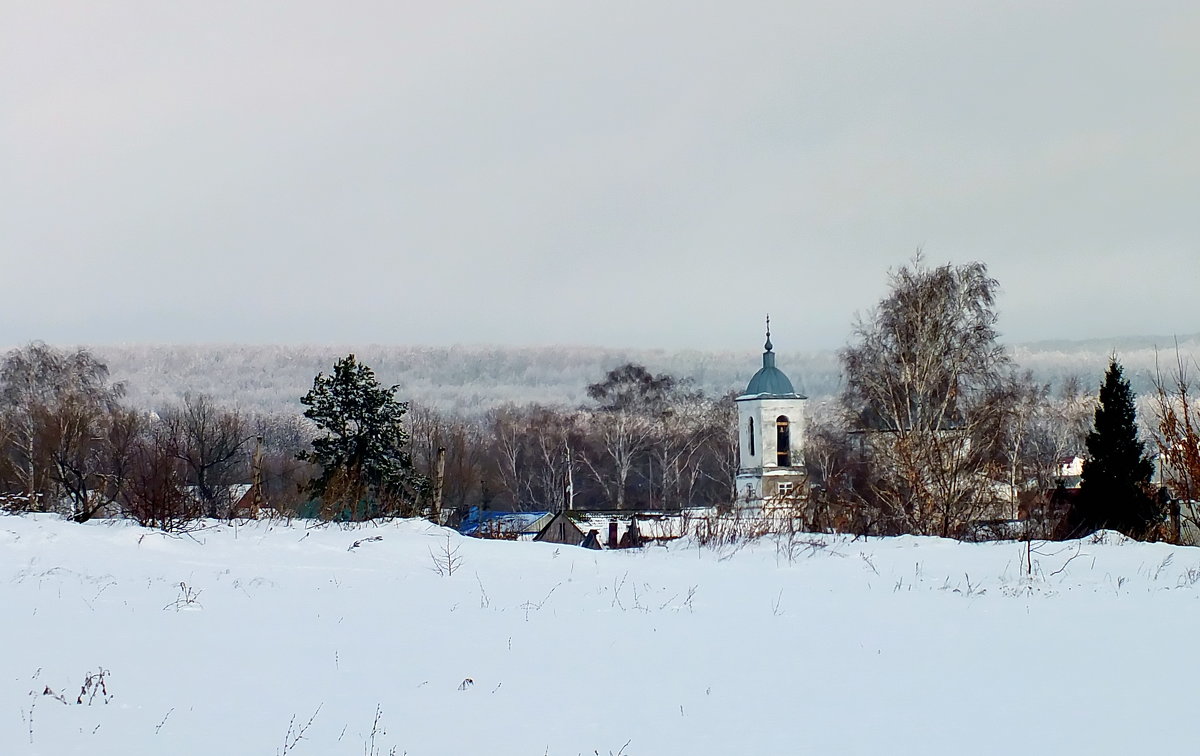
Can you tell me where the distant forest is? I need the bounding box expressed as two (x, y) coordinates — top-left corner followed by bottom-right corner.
(89, 334), (1199, 417)
(3, 321), (1194, 529)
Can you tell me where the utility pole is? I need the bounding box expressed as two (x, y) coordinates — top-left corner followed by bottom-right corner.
(432, 447), (447, 524)
(250, 436), (265, 519)
(564, 445), (574, 512)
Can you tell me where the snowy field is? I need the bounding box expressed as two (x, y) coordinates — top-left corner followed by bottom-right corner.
(3, 515), (1198, 755)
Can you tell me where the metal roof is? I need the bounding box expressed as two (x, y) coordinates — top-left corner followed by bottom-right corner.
(739, 343), (804, 399)
(459, 510), (552, 537)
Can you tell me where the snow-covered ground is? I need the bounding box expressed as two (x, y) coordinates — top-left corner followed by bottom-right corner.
(2, 514), (1197, 755)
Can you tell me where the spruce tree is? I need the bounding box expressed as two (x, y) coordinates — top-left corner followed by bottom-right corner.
(1073, 359), (1158, 538)
(298, 354), (425, 520)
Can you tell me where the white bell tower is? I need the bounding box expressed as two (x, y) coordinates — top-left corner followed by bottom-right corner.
(735, 318), (808, 508)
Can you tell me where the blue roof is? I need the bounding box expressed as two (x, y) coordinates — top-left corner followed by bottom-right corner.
(459, 508), (551, 536)
(740, 343), (804, 399)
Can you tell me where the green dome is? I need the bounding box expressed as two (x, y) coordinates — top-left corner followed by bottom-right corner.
(745, 363), (796, 396)
(740, 324), (804, 398)
(743, 348), (799, 397)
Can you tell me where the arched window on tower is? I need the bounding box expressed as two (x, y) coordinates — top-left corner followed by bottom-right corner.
(776, 416), (790, 467)
(748, 417), (755, 457)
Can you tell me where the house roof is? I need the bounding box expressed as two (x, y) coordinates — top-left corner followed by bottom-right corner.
(459, 510), (552, 537)
(566, 509), (716, 542)
(533, 511), (586, 544)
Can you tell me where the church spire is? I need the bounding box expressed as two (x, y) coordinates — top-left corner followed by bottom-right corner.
(762, 315), (775, 369)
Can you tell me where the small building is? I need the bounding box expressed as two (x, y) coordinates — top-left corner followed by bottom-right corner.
(227, 484), (260, 518)
(1056, 455), (1084, 488)
(1057, 455), (1084, 478)
(533, 511), (587, 546)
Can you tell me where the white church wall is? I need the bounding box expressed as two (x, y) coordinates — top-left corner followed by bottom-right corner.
(736, 396), (807, 471)
(735, 395), (808, 508)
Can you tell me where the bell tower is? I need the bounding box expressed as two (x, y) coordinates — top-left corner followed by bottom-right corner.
(735, 318), (808, 508)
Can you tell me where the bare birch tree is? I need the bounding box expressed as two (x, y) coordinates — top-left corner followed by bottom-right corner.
(487, 405), (527, 509)
(0, 343), (124, 513)
(840, 256), (1012, 537)
(994, 372), (1052, 520)
(525, 405), (579, 512)
(1152, 344), (1200, 540)
(581, 408), (653, 510)
(582, 364), (674, 510)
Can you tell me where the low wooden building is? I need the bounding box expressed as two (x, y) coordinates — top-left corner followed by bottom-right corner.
(533, 511), (587, 546)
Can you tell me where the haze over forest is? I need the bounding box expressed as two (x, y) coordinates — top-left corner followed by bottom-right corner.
(66, 333), (1200, 417)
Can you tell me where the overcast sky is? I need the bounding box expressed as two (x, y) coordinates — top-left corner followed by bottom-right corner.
(2, 1), (1197, 351)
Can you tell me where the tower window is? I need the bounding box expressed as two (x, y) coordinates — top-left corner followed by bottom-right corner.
(748, 417), (755, 457)
(776, 416), (790, 466)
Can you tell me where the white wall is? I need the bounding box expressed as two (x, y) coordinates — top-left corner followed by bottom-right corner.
(736, 395), (807, 472)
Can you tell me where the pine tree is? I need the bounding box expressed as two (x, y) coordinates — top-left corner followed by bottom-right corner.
(1073, 358), (1159, 538)
(298, 354), (425, 520)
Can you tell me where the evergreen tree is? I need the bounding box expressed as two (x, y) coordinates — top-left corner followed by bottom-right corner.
(1072, 358), (1159, 538)
(298, 354), (425, 520)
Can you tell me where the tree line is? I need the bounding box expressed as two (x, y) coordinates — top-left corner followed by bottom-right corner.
(0, 342), (317, 527)
(0, 346), (737, 529)
(370, 359), (739, 518)
(2, 257), (1195, 542)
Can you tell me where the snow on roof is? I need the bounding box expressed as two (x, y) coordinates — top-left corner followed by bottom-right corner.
(460, 511), (552, 537)
(567, 508), (719, 543)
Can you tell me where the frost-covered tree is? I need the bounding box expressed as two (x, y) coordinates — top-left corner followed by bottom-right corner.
(1070, 359), (1159, 538)
(576, 363), (732, 510)
(0, 342), (125, 517)
(408, 404), (486, 514)
(840, 256), (1012, 537)
(298, 354), (424, 520)
(582, 364), (674, 510)
(1152, 346), (1200, 540)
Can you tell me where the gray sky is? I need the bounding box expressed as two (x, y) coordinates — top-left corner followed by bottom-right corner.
(2, 1), (1197, 351)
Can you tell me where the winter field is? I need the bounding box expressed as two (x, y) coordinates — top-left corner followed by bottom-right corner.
(3, 515), (1198, 755)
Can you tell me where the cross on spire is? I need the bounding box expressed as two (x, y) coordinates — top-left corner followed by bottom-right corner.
(764, 314), (773, 352)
